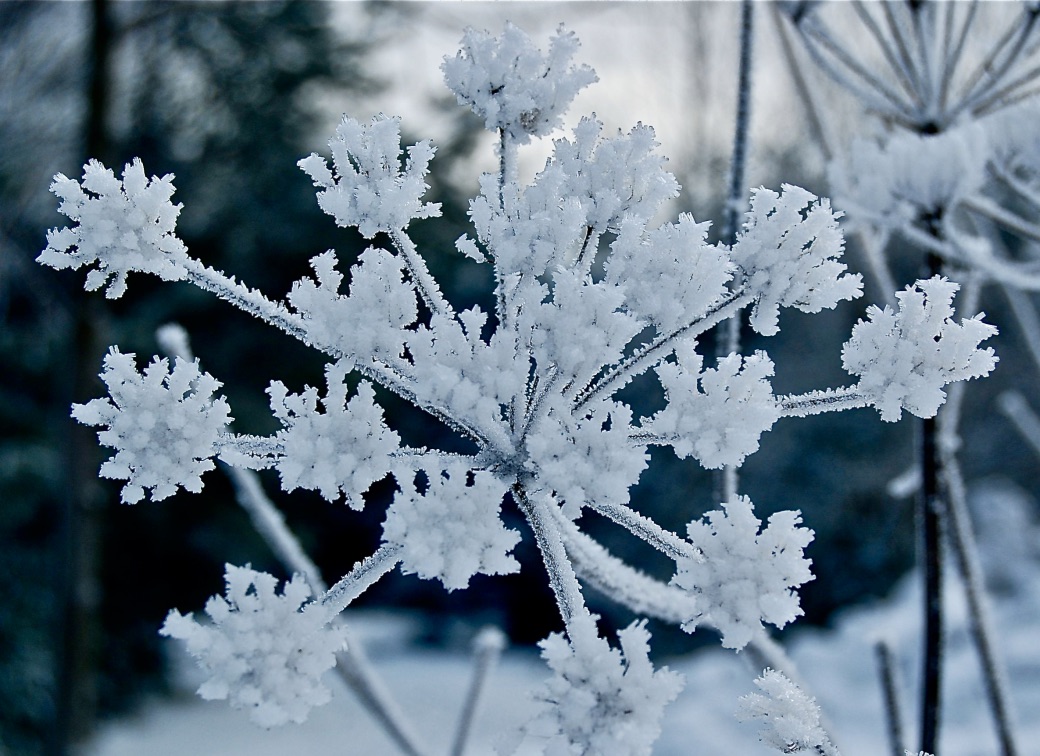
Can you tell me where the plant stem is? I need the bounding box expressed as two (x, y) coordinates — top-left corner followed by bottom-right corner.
(450, 627), (506, 756)
(875, 640), (906, 756)
(918, 251), (944, 756)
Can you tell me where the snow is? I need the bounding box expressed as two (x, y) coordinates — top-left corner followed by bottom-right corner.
(89, 564), (1040, 755)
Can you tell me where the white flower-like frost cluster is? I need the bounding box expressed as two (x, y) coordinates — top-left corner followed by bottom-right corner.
(844, 276), (998, 422)
(40, 19), (1001, 746)
(738, 669), (833, 754)
(675, 497), (814, 650)
(71, 348), (231, 504)
(160, 564), (345, 728)
(39, 158), (188, 298)
(526, 619), (684, 756)
(442, 22), (597, 143)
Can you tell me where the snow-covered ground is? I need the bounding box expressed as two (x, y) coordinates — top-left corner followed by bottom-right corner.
(88, 557), (1040, 756)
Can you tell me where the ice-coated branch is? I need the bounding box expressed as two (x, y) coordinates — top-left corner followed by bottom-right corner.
(780, 387), (869, 418)
(552, 505), (699, 625)
(575, 288), (755, 409)
(514, 484), (588, 631)
(874, 640), (906, 756)
(320, 544), (402, 617)
(585, 498), (697, 564)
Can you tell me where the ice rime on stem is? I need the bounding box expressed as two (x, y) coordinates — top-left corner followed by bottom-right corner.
(42, 21), (999, 749)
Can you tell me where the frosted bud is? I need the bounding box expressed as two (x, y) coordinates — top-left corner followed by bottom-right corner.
(161, 564), (345, 728)
(525, 618), (684, 756)
(382, 463), (520, 591)
(738, 669), (833, 753)
(39, 158), (187, 298)
(72, 348), (231, 504)
(675, 497), (814, 650)
(729, 184), (862, 336)
(268, 362), (400, 507)
(651, 348), (780, 469)
(843, 276), (998, 422)
(299, 114), (440, 238)
(442, 22), (597, 143)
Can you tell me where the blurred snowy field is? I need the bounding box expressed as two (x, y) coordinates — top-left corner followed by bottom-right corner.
(88, 560), (1040, 756)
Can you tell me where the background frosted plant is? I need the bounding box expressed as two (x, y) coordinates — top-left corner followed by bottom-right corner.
(40, 21), (999, 751)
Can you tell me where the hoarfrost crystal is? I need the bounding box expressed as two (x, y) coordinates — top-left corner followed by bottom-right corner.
(39, 158), (187, 298)
(442, 22), (597, 143)
(526, 619), (683, 756)
(71, 349), (231, 504)
(160, 565), (345, 728)
(843, 276), (998, 422)
(738, 669), (833, 754)
(675, 497), (814, 650)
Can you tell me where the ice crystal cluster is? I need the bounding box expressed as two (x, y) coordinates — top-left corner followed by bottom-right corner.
(160, 565), (345, 728)
(40, 22), (998, 750)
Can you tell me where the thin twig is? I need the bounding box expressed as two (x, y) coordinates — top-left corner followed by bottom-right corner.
(874, 640), (906, 756)
(449, 627), (506, 756)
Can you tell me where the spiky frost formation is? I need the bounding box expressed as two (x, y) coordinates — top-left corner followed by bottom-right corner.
(382, 464), (520, 591)
(675, 497), (814, 650)
(729, 184), (862, 336)
(298, 115), (440, 238)
(442, 22), (597, 143)
(71, 348), (231, 504)
(160, 565), (345, 727)
(650, 348), (780, 470)
(267, 362), (399, 507)
(738, 669), (834, 754)
(843, 276), (998, 421)
(526, 619), (684, 756)
(39, 158), (187, 298)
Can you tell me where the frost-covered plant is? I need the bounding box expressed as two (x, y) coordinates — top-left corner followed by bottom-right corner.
(788, 5), (1037, 754)
(160, 564), (345, 728)
(40, 22), (998, 751)
(738, 669), (837, 756)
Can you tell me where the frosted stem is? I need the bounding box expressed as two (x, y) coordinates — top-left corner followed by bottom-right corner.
(514, 485), (587, 632)
(780, 387), (869, 417)
(797, 14), (917, 125)
(587, 499), (697, 562)
(940, 453), (1020, 756)
(576, 289), (755, 409)
(715, 0), (754, 507)
(874, 640), (906, 756)
(181, 257), (311, 345)
(449, 627), (506, 756)
(554, 510), (698, 623)
(321, 544), (402, 616)
(390, 229), (454, 320)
